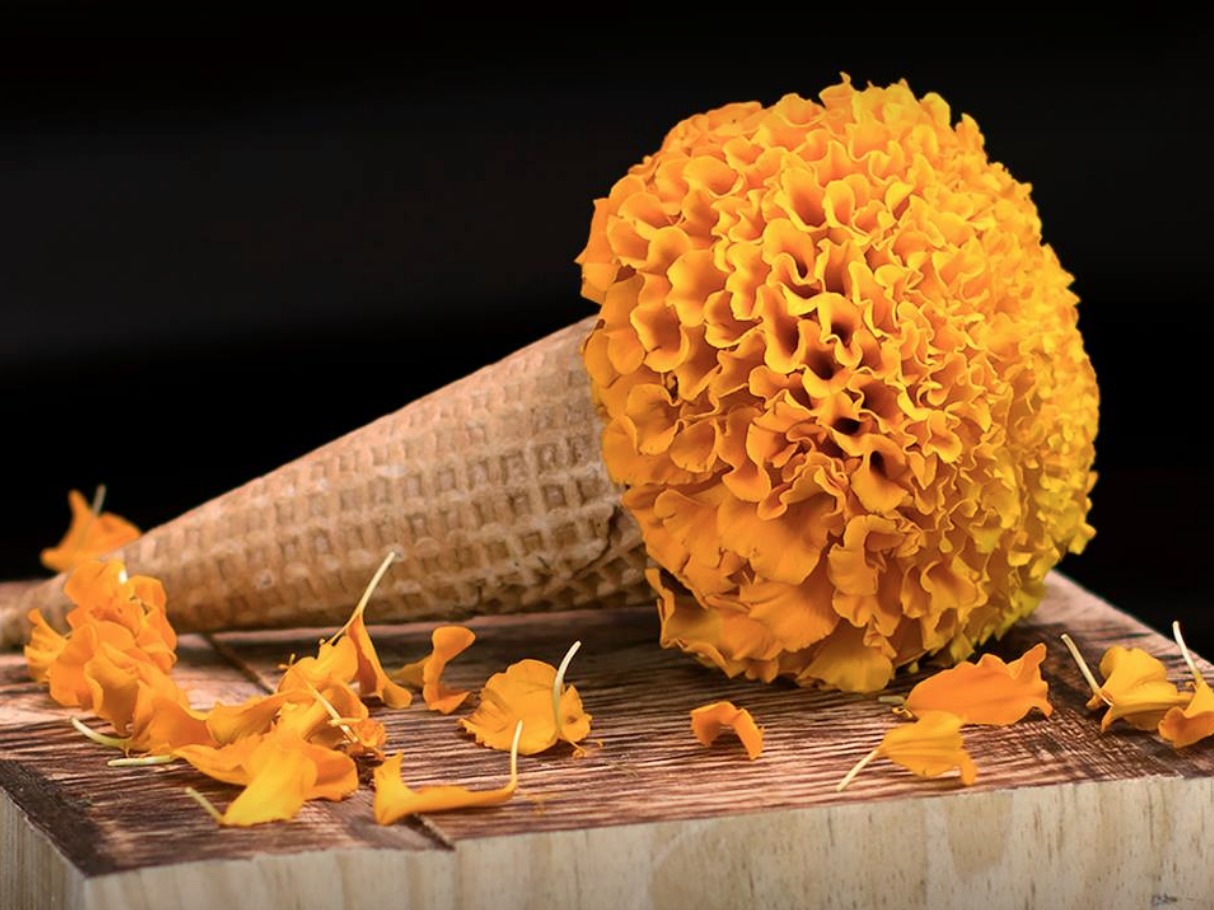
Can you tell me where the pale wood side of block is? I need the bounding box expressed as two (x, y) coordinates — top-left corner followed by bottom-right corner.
(1, 785), (85, 909)
(22, 774), (1210, 910)
(441, 775), (1214, 910)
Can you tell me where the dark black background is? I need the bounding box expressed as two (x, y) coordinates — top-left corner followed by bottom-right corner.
(2, 15), (1210, 652)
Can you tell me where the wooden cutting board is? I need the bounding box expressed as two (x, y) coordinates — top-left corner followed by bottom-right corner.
(2, 572), (1211, 910)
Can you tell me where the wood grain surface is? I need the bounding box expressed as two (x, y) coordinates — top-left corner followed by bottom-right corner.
(2, 572), (1212, 910)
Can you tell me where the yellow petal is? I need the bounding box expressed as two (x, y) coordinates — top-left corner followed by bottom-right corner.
(23, 608), (67, 683)
(904, 642), (1052, 725)
(218, 739), (317, 827)
(1094, 645), (1189, 732)
(460, 654), (590, 755)
(181, 733), (358, 827)
(128, 688), (212, 754)
(395, 626), (475, 714)
(176, 737), (262, 787)
(205, 693), (296, 745)
(1159, 676), (1214, 749)
(41, 488), (141, 574)
(82, 642), (160, 733)
(879, 710), (977, 785)
(690, 701), (763, 759)
(346, 614), (414, 708)
(278, 637), (359, 692)
(374, 722), (521, 826)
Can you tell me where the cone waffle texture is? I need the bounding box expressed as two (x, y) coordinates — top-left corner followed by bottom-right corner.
(0, 316), (651, 649)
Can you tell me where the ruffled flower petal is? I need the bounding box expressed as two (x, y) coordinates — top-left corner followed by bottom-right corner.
(41, 488), (141, 574)
(904, 642), (1053, 725)
(459, 647), (590, 755)
(878, 711), (977, 785)
(1093, 646), (1189, 732)
(395, 625), (476, 714)
(690, 701), (764, 759)
(373, 723), (521, 826)
(1159, 676), (1214, 749)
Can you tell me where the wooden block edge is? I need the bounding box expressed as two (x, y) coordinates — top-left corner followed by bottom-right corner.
(10, 772), (1208, 910)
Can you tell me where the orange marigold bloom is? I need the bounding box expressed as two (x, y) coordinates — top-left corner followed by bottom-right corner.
(41, 487), (141, 574)
(578, 76), (1098, 691)
(27, 559), (178, 711)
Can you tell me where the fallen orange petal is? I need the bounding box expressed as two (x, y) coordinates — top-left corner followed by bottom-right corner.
(904, 642), (1053, 725)
(1094, 645), (1189, 732)
(41, 487), (142, 574)
(179, 732), (359, 827)
(396, 626), (476, 714)
(838, 710), (976, 791)
(690, 700), (763, 759)
(374, 722), (521, 825)
(1159, 676), (1214, 749)
(460, 643), (590, 755)
(23, 609), (67, 684)
(1158, 622), (1214, 750)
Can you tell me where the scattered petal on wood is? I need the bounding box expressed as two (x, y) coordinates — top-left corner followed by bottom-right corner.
(690, 701), (763, 759)
(904, 643), (1052, 725)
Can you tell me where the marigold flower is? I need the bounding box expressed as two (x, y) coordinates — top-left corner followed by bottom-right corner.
(373, 722), (522, 825)
(395, 625), (476, 714)
(460, 642), (591, 755)
(23, 609), (68, 684)
(41, 487), (141, 574)
(578, 76), (1098, 691)
(63, 559), (177, 673)
(81, 641), (180, 734)
(690, 700), (763, 759)
(903, 642), (1052, 725)
(838, 710), (976, 791)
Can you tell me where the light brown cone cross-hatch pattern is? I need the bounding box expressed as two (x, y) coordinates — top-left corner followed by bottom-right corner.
(0, 317), (651, 647)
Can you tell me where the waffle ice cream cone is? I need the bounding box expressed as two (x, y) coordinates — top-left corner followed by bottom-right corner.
(0, 316), (651, 649)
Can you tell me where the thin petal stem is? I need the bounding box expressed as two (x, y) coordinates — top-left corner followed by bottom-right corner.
(326, 550), (401, 645)
(836, 748), (879, 792)
(71, 716), (129, 750)
(552, 641), (582, 742)
(184, 786), (224, 824)
(1060, 633), (1103, 700)
(90, 484), (107, 516)
(1173, 621), (1201, 681)
(108, 755), (176, 767)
